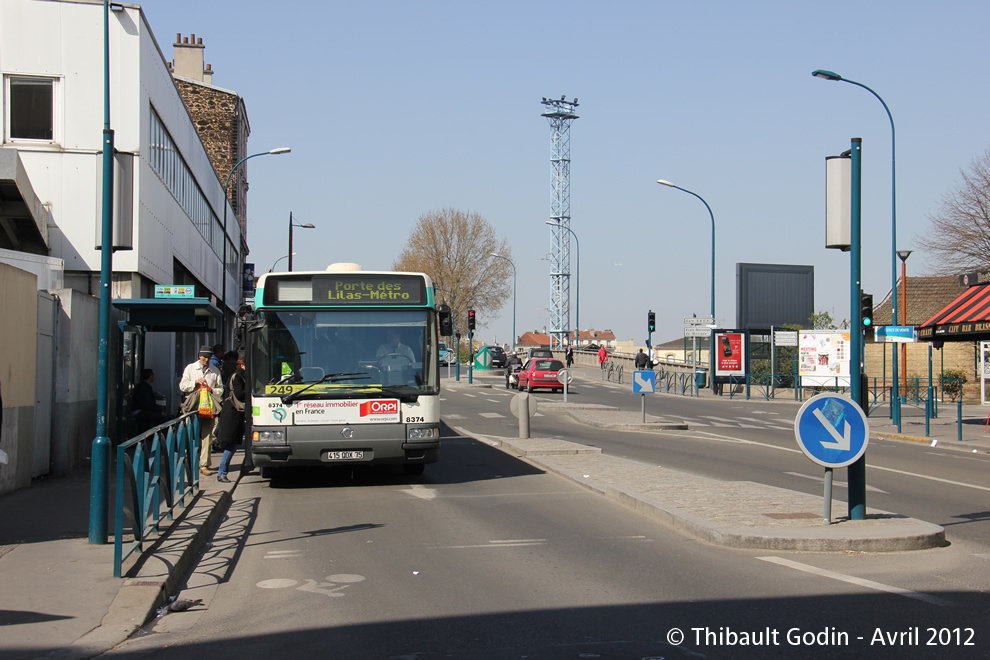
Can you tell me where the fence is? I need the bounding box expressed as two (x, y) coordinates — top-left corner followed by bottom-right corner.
(114, 412), (201, 577)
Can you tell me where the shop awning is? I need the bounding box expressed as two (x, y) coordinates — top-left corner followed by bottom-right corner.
(917, 284), (990, 342)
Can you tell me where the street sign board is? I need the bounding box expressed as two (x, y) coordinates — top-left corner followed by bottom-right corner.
(556, 368), (573, 385)
(632, 370), (656, 393)
(774, 330), (798, 347)
(876, 326), (917, 343)
(684, 317), (716, 325)
(683, 326), (712, 338)
(794, 393), (870, 468)
(155, 285), (195, 298)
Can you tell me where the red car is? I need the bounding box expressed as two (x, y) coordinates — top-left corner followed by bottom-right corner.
(516, 358), (565, 393)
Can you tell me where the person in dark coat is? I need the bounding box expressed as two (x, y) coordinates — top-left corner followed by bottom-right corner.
(216, 353), (246, 483)
(634, 349), (649, 369)
(133, 368), (167, 432)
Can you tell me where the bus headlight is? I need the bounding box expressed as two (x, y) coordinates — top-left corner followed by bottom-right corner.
(407, 427), (438, 440)
(253, 430), (285, 443)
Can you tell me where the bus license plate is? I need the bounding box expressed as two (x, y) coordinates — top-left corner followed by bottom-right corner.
(326, 451), (364, 460)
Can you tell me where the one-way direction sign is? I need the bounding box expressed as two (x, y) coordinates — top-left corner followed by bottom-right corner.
(794, 393), (870, 468)
(632, 370), (656, 393)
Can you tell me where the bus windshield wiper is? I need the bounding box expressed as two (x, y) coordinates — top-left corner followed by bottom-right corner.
(280, 372), (369, 404)
(350, 384), (419, 402)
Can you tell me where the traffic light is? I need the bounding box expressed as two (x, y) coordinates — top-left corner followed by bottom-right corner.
(860, 292), (873, 328)
(648, 310), (656, 333)
(467, 309), (476, 331)
(438, 304), (453, 336)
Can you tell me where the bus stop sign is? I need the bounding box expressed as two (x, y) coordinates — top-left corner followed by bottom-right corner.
(794, 393), (870, 468)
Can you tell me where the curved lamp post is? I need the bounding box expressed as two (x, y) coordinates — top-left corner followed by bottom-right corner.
(221, 147), (291, 341)
(269, 253), (296, 273)
(656, 180), (716, 320)
(490, 253), (516, 351)
(545, 221), (580, 346)
(288, 212), (315, 271)
(812, 68), (901, 428)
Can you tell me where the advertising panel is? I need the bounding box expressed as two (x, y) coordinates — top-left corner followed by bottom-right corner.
(798, 332), (851, 387)
(714, 332), (745, 376)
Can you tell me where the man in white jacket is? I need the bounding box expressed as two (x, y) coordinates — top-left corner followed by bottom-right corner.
(180, 345), (224, 475)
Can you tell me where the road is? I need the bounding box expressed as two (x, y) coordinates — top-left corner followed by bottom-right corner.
(106, 371), (989, 658)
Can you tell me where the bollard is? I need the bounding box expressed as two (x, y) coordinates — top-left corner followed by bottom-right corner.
(958, 399), (963, 442)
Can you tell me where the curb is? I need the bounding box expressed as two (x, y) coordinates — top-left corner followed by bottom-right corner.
(473, 429), (947, 553)
(49, 480), (236, 659)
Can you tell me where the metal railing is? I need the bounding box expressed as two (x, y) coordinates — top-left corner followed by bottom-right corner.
(601, 360), (624, 383)
(114, 412), (201, 577)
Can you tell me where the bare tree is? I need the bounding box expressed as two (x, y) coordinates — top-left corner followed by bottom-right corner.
(919, 147), (990, 274)
(393, 208), (512, 338)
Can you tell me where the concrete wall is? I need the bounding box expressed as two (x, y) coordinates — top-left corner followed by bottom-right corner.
(0, 263), (38, 494)
(50, 289), (99, 475)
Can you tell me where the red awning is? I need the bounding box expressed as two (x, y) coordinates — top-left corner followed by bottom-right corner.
(917, 283), (990, 342)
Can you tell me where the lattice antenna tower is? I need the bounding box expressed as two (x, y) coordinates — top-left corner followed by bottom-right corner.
(541, 95), (579, 349)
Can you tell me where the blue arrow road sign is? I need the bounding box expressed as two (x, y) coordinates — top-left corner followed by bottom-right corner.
(632, 370), (656, 394)
(794, 393), (870, 468)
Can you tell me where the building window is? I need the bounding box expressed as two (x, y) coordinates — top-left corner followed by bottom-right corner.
(149, 105), (236, 273)
(7, 76), (54, 141)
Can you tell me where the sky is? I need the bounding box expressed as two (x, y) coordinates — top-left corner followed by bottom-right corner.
(143, 0), (990, 346)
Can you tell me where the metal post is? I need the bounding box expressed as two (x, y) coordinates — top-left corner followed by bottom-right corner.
(958, 399), (963, 442)
(848, 137), (866, 521)
(288, 211), (293, 272)
(823, 468), (833, 525)
(90, 0), (114, 544)
(641, 393), (646, 423)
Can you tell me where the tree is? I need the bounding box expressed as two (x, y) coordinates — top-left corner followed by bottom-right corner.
(392, 208), (512, 338)
(919, 147), (990, 274)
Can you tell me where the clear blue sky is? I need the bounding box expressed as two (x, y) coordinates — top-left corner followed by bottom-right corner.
(145, 1), (990, 345)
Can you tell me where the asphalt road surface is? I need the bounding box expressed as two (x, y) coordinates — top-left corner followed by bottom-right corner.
(106, 377), (990, 659)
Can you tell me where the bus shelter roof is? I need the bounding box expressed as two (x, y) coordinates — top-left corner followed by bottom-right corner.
(112, 297), (221, 333)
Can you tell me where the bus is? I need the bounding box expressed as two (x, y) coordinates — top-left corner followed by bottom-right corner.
(242, 263), (450, 478)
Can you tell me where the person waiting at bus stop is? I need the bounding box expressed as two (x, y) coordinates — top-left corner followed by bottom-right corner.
(180, 346), (223, 476)
(215, 352), (246, 484)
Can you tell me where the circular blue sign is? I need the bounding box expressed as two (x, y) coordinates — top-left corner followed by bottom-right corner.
(794, 393), (870, 468)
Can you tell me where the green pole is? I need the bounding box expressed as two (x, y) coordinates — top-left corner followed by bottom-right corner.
(90, 0), (115, 545)
(848, 137), (866, 521)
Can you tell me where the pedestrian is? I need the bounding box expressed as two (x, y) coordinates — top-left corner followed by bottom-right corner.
(179, 345), (223, 476)
(133, 368), (167, 433)
(209, 343), (224, 372)
(565, 344), (574, 367)
(597, 345), (608, 371)
(215, 352), (246, 484)
(634, 348), (649, 369)
(649, 345), (658, 368)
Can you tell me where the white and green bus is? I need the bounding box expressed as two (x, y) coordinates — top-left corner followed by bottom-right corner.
(243, 263), (449, 478)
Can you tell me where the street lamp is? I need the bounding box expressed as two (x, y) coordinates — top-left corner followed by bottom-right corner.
(221, 147), (291, 341)
(897, 249), (912, 393)
(545, 220), (580, 346)
(490, 253), (516, 352)
(269, 253), (296, 273)
(288, 211), (315, 271)
(812, 68), (901, 428)
(656, 180), (716, 320)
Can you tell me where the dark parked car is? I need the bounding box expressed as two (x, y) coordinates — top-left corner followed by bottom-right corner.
(484, 345), (507, 368)
(516, 358), (565, 393)
(526, 347), (554, 360)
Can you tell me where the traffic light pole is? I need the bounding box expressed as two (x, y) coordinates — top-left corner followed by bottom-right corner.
(848, 137), (866, 521)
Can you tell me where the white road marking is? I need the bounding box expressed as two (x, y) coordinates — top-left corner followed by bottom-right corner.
(756, 556), (953, 607)
(402, 484), (438, 500)
(463, 393), (477, 398)
(264, 550), (303, 559)
(435, 538), (548, 549)
(783, 471), (888, 494)
(479, 412), (505, 418)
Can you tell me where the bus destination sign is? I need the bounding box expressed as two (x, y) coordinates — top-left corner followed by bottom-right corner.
(270, 273), (425, 305)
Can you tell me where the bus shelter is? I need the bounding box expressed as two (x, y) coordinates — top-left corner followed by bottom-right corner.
(112, 297), (222, 442)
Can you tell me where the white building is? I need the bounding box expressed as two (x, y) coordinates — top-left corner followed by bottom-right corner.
(0, 0), (250, 492)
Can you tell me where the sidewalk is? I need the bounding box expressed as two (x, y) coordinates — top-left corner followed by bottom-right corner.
(1, 368), (987, 659)
(0, 454), (244, 660)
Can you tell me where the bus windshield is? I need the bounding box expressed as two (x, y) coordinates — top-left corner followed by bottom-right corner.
(251, 309), (439, 398)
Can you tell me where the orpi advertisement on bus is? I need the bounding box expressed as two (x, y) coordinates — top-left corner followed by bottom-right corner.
(292, 399), (401, 425)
